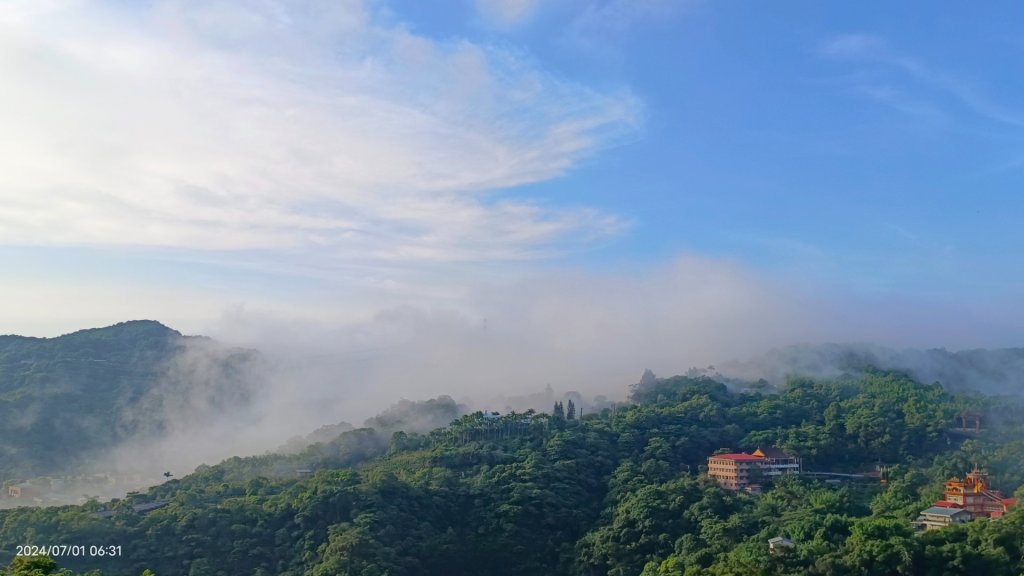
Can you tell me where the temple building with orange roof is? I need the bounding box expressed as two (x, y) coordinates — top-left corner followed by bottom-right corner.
(932, 466), (1017, 519)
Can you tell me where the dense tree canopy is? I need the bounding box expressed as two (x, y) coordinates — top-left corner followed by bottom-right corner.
(3, 370), (1024, 575)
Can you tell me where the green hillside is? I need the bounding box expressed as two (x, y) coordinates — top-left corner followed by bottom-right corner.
(3, 370), (1024, 576)
(0, 321), (259, 480)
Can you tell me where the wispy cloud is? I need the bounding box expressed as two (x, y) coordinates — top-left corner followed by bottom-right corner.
(855, 84), (945, 119)
(819, 33), (886, 59)
(468, 0), (688, 54)
(563, 0), (686, 53)
(820, 33), (1024, 128)
(0, 0), (639, 265)
(472, 0), (540, 27)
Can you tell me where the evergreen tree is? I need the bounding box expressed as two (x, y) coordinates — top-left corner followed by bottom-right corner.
(567, 400), (576, 421)
(553, 401), (565, 420)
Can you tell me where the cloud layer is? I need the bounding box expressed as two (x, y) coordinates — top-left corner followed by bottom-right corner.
(820, 33), (1024, 128)
(473, 0), (540, 27)
(205, 255), (829, 415)
(0, 0), (638, 263)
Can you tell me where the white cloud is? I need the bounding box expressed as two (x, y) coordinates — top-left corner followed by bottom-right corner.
(820, 33), (1024, 128)
(473, 0), (540, 27)
(469, 0), (688, 50)
(200, 253), (1022, 422)
(819, 33), (886, 59)
(0, 0), (639, 264)
(564, 0), (684, 52)
(203, 255), (828, 409)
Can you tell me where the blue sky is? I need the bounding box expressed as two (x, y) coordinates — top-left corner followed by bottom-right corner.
(450, 0), (1024, 293)
(398, 1), (1024, 293)
(1, 0), (1022, 355)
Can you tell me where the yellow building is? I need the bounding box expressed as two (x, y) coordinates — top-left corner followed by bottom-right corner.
(707, 453), (764, 490)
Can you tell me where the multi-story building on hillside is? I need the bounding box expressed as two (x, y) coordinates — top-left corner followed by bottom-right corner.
(707, 447), (800, 490)
(707, 453), (763, 490)
(751, 447), (801, 479)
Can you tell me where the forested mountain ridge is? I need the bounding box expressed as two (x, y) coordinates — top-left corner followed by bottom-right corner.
(0, 320), (261, 480)
(4, 369), (1024, 576)
(720, 343), (1024, 396)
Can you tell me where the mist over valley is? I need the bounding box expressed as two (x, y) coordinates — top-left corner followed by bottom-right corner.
(4, 317), (1023, 511)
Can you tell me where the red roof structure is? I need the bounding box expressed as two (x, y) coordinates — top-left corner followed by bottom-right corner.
(707, 448), (800, 490)
(941, 467), (1017, 518)
(711, 453), (763, 461)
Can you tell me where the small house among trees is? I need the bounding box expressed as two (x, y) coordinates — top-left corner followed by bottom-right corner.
(768, 536), (795, 555)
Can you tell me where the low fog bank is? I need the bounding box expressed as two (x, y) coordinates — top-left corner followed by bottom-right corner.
(57, 257), (1022, 500)
(206, 256), (823, 410)
(79, 257), (812, 489)
(718, 344), (1024, 395)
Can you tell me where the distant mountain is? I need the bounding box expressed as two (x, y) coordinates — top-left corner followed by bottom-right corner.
(718, 343), (1024, 395)
(0, 320), (261, 480)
